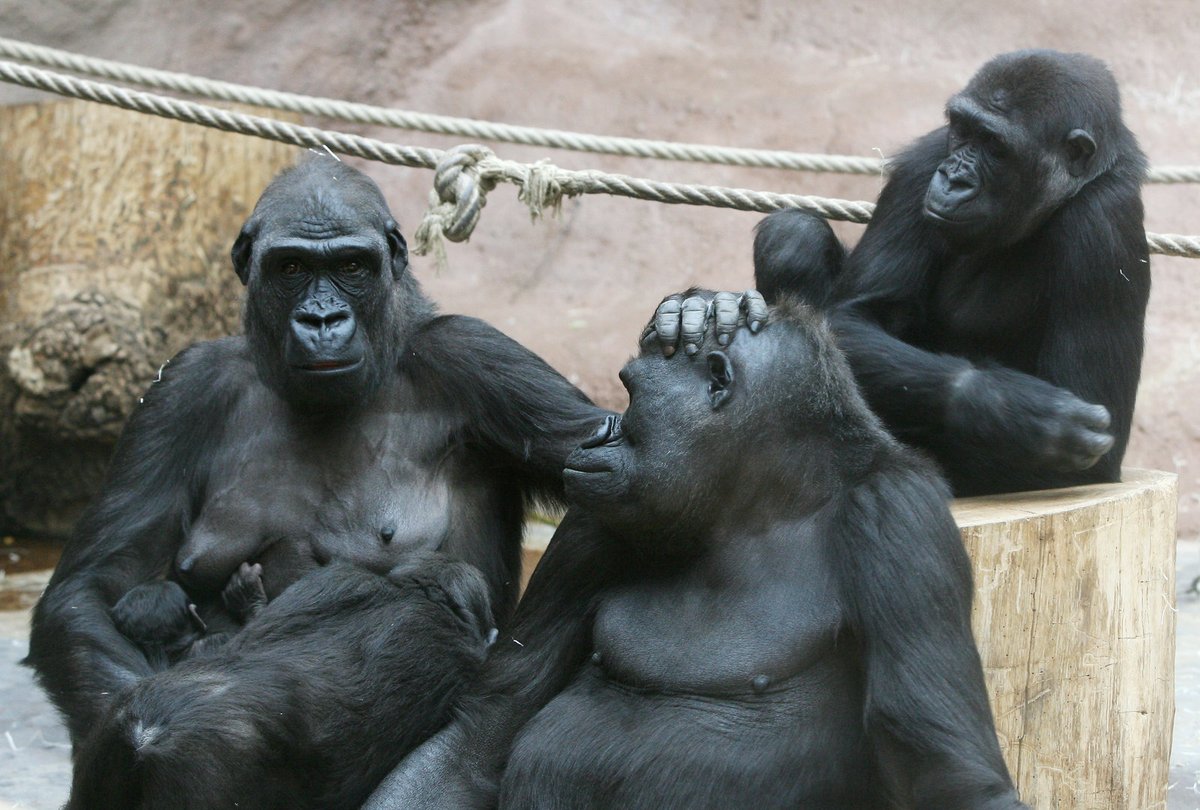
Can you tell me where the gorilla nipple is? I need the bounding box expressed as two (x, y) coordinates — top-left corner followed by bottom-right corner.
(751, 674), (770, 693)
(380, 525), (395, 544)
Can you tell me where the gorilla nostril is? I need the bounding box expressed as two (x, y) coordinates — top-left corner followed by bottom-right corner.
(294, 312), (324, 330)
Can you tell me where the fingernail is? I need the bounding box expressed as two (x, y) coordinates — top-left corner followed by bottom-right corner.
(664, 346), (676, 358)
(750, 321), (761, 333)
(685, 344), (698, 356)
(718, 334), (730, 346)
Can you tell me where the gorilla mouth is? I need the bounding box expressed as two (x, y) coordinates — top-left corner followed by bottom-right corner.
(922, 205), (982, 228)
(564, 456), (612, 475)
(297, 358), (363, 373)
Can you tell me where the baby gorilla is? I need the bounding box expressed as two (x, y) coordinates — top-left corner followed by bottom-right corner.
(70, 557), (494, 810)
(110, 563), (268, 670)
(367, 299), (1026, 809)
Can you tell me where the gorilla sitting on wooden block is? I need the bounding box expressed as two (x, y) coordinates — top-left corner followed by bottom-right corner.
(752, 49), (1150, 496)
(366, 298), (1026, 809)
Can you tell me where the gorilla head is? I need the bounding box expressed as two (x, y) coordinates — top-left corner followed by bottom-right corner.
(565, 299), (871, 552)
(232, 158), (415, 414)
(924, 49), (1132, 249)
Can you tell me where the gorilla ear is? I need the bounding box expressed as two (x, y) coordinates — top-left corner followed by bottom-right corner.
(231, 220), (257, 286)
(706, 351), (735, 410)
(1065, 129), (1097, 178)
(387, 221), (409, 280)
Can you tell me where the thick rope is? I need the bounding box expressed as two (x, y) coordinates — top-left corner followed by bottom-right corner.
(0, 37), (883, 176)
(4, 36), (1197, 185)
(0, 58), (1194, 260)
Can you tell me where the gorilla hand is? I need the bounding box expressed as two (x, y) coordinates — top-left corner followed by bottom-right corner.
(222, 562), (268, 622)
(949, 367), (1114, 473)
(641, 290), (768, 357)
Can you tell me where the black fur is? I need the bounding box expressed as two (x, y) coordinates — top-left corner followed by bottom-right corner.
(67, 559), (493, 810)
(26, 157), (608, 749)
(754, 50), (1149, 495)
(365, 301), (1026, 809)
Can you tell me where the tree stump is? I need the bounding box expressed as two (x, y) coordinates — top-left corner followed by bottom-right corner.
(519, 469), (1178, 807)
(0, 100), (297, 538)
(956, 468), (1177, 809)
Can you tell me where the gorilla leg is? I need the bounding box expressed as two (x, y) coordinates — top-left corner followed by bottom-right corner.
(753, 210), (846, 307)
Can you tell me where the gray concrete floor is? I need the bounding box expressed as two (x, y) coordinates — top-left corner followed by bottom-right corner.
(1171, 539), (1200, 809)
(1, 545), (1198, 809)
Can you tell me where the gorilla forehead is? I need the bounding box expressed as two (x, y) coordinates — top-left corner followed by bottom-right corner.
(251, 158), (395, 241)
(963, 50), (1121, 125)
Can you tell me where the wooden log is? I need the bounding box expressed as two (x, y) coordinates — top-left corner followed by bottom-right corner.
(519, 468), (1179, 807)
(956, 468), (1177, 809)
(0, 99), (298, 537)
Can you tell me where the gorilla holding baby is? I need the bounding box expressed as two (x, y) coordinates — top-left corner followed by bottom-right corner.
(67, 557), (493, 810)
(368, 298), (1025, 809)
(28, 157), (608, 746)
(753, 50), (1150, 495)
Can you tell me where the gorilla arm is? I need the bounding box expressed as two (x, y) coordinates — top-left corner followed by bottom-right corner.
(832, 461), (1028, 808)
(363, 511), (617, 809)
(408, 315), (611, 503)
(1032, 179), (1149, 485)
(27, 340), (245, 744)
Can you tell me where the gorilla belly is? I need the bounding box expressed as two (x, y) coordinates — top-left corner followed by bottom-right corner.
(500, 665), (875, 810)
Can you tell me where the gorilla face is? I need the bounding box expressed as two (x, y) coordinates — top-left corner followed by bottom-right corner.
(923, 50), (1111, 251)
(564, 344), (740, 547)
(565, 305), (875, 552)
(232, 160), (410, 414)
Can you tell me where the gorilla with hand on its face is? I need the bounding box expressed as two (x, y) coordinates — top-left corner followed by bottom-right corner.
(366, 296), (1026, 809)
(751, 50), (1150, 495)
(28, 157), (608, 750)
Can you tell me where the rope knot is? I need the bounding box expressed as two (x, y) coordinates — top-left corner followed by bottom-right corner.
(518, 159), (571, 220)
(413, 144), (497, 260)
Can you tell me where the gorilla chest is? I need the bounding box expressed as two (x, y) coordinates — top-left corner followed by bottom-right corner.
(930, 257), (1046, 360)
(182, 407), (483, 596)
(591, 564), (842, 695)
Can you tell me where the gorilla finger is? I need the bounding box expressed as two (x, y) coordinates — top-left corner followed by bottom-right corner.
(680, 296), (710, 356)
(1078, 403), (1111, 431)
(712, 291), (741, 346)
(1058, 431), (1113, 471)
(653, 298), (683, 357)
(740, 290), (769, 333)
(1081, 430), (1115, 457)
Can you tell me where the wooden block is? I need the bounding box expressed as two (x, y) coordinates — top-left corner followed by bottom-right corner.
(957, 468), (1177, 809)
(520, 469), (1179, 807)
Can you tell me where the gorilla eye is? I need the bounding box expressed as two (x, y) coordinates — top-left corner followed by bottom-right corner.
(342, 261), (364, 275)
(280, 261), (302, 276)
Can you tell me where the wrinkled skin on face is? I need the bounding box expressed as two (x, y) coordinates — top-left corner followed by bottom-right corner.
(232, 161), (412, 414)
(923, 50), (1119, 250)
(565, 309), (848, 549)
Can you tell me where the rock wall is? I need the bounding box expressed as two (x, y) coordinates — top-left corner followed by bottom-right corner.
(0, 0), (1196, 534)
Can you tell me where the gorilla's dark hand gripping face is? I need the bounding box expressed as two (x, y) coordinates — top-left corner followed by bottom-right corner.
(232, 160), (410, 414)
(923, 50), (1117, 248)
